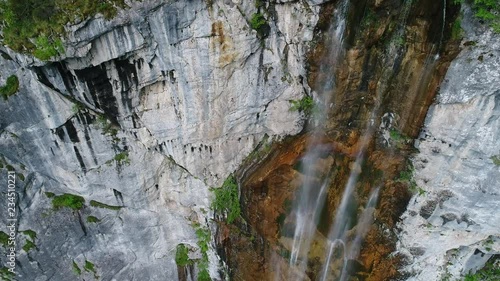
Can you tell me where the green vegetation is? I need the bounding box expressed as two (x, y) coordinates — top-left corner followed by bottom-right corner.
(0, 267), (15, 281)
(86, 216), (100, 223)
(490, 155), (500, 166)
(289, 96), (315, 116)
(250, 13), (266, 30)
(72, 261), (81, 276)
(452, 15), (463, 40)
(96, 115), (118, 137)
(454, 0), (500, 33)
(90, 200), (122, 210)
(84, 260), (96, 273)
(175, 244), (193, 266)
(0, 231), (9, 247)
(211, 175), (240, 224)
(45, 192), (56, 198)
(249, 12), (269, 38)
(114, 152), (130, 165)
(22, 240), (36, 252)
(84, 260), (99, 279)
(52, 193), (85, 210)
(0, 0), (129, 60)
(21, 230), (37, 241)
(0, 75), (19, 100)
(397, 164), (422, 194)
(389, 128), (406, 142)
(464, 256), (500, 280)
(71, 103), (85, 114)
(194, 224), (212, 281)
(18, 173), (25, 181)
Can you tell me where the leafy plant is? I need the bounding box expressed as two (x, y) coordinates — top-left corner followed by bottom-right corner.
(250, 12), (270, 38)
(52, 193), (85, 210)
(114, 152), (130, 165)
(289, 96), (315, 116)
(211, 175), (240, 224)
(175, 244), (193, 266)
(250, 13), (267, 30)
(194, 224), (212, 281)
(0, 75), (19, 100)
(89, 200), (122, 210)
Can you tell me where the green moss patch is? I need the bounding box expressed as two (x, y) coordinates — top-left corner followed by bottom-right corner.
(52, 193), (85, 210)
(90, 200), (122, 210)
(86, 216), (100, 223)
(0, 75), (19, 100)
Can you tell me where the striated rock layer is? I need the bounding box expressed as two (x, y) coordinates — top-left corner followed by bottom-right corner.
(0, 0), (323, 280)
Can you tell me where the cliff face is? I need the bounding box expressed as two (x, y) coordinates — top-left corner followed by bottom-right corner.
(397, 5), (500, 280)
(0, 0), (324, 280)
(0, 0), (498, 281)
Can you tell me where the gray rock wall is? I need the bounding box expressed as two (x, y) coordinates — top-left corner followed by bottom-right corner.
(397, 6), (500, 280)
(0, 0), (328, 280)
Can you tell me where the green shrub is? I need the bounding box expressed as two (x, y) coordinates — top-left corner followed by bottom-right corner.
(211, 176), (240, 224)
(198, 268), (211, 281)
(194, 224), (212, 281)
(0, 75), (19, 100)
(90, 200), (122, 210)
(175, 244), (193, 266)
(289, 96), (315, 115)
(250, 13), (267, 30)
(52, 193), (85, 210)
(114, 152), (130, 165)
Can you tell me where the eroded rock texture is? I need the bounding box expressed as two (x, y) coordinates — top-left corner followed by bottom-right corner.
(0, 0), (321, 280)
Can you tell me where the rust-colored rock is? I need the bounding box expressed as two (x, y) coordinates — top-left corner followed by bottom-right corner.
(216, 0), (461, 280)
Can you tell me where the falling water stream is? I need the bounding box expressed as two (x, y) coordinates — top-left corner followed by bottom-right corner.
(284, 0), (351, 279)
(275, 0), (443, 280)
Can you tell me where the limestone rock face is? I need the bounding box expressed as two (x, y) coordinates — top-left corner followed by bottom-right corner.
(397, 6), (500, 280)
(0, 1), (323, 280)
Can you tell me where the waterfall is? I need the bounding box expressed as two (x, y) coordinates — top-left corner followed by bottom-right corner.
(339, 187), (380, 281)
(281, 0), (351, 280)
